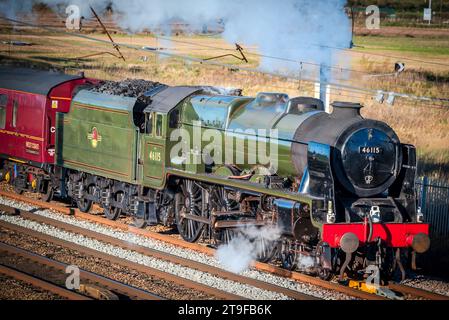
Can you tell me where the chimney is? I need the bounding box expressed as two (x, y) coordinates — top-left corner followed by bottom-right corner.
(314, 63), (331, 113)
(331, 101), (363, 118)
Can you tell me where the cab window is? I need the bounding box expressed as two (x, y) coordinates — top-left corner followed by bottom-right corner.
(0, 94), (6, 129)
(12, 99), (19, 128)
(155, 114), (163, 137)
(169, 109), (179, 128)
(145, 113), (153, 134)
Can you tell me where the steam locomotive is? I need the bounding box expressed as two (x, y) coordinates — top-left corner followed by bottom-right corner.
(0, 67), (430, 281)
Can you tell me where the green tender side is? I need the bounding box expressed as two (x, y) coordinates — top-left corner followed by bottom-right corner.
(56, 90), (139, 183)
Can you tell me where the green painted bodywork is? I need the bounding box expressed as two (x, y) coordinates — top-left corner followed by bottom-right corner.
(142, 112), (168, 189)
(167, 93), (323, 224)
(56, 90), (140, 183)
(56, 89), (320, 216)
(177, 94), (320, 178)
(56, 90), (172, 189)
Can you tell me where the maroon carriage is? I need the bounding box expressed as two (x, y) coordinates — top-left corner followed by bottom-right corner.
(0, 67), (93, 200)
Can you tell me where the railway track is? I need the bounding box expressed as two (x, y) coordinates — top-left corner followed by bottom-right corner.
(0, 200), (318, 300)
(0, 190), (379, 300)
(0, 242), (164, 300)
(1, 190), (447, 300)
(0, 216), (243, 300)
(387, 283), (449, 300)
(0, 263), (91, 300)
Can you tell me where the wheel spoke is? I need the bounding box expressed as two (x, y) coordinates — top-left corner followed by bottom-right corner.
(175, 180), (206, 243)
(259, 239), (266, 257)
(180, 184), (187, 196)
(188, 220), (194, 238)
(185, 220), (189, 237)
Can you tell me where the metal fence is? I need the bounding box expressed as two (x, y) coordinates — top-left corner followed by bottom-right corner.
(415, 177), (449, 276)
(416, 177), (449, 249)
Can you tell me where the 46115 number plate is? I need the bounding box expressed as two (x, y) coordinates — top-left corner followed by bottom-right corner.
(359, 146), (383, 154)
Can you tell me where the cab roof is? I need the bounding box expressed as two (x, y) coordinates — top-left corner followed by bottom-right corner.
(143, 86), (202, 114)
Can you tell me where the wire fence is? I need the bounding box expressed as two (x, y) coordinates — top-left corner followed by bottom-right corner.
(417, 177), (449, 242)
(416, 176), (449, 276)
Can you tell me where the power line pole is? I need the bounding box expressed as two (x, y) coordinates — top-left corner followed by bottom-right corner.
(429, 0), (432, 25)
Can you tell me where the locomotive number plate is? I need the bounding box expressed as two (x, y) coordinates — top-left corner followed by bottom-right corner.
(149, 150), (162, 162)
(359, 146), (383, 154)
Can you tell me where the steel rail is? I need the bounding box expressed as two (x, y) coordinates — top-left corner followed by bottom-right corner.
(0, 264), (91, 300)
(0, 202), (317, 300)
(0, 242), (164, 300)
(388, 283), (449, 300)
(0, 218), (242, 300)
(0, 190), (388, 300)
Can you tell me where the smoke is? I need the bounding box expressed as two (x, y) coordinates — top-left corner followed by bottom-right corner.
(0, 0), (34, 21)
(112, 0), (352, 80)
(201, 86), (242, 96)
(297, 253), (315, 271)
(0, 0), (351, 80)
(215, 225), (281, 274)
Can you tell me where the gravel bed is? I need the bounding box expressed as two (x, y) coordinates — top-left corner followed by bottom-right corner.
(0, 228), (212, 300)
(0, 273), (64, 300)
(0, 227), (211, 300)
(402, 275), (449, 297)
(0, 211), (289, 300)
(0, 196), (352, 300)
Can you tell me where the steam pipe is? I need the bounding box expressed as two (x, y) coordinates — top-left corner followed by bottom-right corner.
(367, 214), (373, 243)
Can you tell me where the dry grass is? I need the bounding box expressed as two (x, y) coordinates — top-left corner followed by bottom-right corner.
(0, 29), (448, 179)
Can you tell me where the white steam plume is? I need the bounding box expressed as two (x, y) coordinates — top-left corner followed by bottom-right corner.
(0, 0), (351, 80)
(0, 0), (34, 21)
(215, 225), (281, 274)
(297, 253), (316, 271)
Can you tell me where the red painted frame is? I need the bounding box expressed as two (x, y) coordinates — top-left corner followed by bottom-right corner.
(322, 222), (430, 248)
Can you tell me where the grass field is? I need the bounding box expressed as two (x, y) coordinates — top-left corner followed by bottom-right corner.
(355, 36), (449, 56)
(0, 26), (448, 180)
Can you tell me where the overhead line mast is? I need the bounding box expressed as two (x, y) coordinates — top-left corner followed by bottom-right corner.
(89, 6), (126, 62)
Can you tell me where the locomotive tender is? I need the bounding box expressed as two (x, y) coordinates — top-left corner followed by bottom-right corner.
(0, 67), (430, 281)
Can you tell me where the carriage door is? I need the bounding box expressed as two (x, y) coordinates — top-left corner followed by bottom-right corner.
(142, 112), (166, 189)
